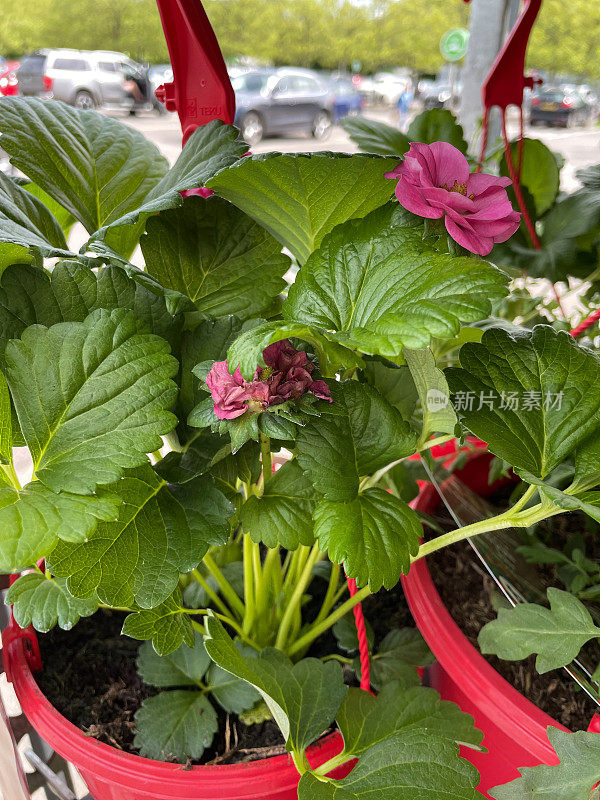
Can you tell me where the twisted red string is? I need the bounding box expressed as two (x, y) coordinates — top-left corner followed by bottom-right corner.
(346, 577), (371, 691)
(571, 308), (600, 338)
(501, 110), (540, 250)
(476, 108), (489, 173)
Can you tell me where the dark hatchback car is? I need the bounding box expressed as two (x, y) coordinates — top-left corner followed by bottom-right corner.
(530, 88), (590, 127)
(232, 68), (334, 145)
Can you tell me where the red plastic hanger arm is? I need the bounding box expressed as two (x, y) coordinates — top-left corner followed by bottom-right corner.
(154, 0), (236, 144)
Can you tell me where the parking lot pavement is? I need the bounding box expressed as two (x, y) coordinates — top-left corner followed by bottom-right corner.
(119, 108), (600, 192)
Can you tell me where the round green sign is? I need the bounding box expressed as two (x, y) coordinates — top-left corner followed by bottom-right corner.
(440, 28), (469, 62)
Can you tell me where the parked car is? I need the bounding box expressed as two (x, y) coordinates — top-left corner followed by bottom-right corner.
(418, 79), (451, 109)
(148, 63), (173, 114)
(530, 87), (591, 127)
(232, 68), (334, 145)
(0, 60), (19, 97)
(328, 76), (363, 121)
(369, 72), (410, 106)
(17, 49), (153, 112)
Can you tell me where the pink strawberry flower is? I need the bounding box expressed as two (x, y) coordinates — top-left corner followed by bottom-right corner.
(206, 341), (332, 419)
(260, 340), (332, 404)
(384, 141), (521, 256)
(206, 360), (267, 420)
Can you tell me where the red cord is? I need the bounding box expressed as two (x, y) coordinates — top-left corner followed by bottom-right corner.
(571, 308), (600, 338)
(477, 108), (489, 172)
(517, 105), (525, 182)
(346, 577), (371, 691)
(501, 110), (540, 250)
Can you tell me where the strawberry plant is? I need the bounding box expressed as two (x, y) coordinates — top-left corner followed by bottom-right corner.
(3, 96), (600, 797)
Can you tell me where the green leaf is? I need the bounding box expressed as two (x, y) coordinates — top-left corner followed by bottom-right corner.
(0, 483), (119, 572)
(376, 628), (435, 669)
(0, 370), (11, 464)
(404, 348), (457, 442)
(296, 381), (416, 502)
(0, 97), (168, 235)
(478, 587), (600, 673)
(340, 117), (410, 156)
(336, 682), (482, 758)
(137, 630), (210, 687)
(333, 614), (375, 654)
(0, 171), (70, 260)
(204, 616), (347, 753)
(5, 572), (98, 632)
(490, 727), (600, 800)
(363, 628), (435, 690)
(284, 204), (508, 356)
(49, 465), (232, 609)
(134, 690), (218, 761)
(206, 660), (261, 714)
(227, 320), (363, 381)
(407, 108), (468, 154)
(87, 120), (247, 254)
(122, 591), (195, 655)
(499, 191), (600, 281)
(206, 152), (397, 264)
(314, 488), (420, 590)
(22, 181), (76, 236)
(362, 361), (417, 419)
(0, 260), (182, 352)
(5, 308), (178, 494)
(447, 325), (600, 479)
(240, 460), (316, 550)
(0, 243), (34, 273)
(500, 139), (559, 218)
(298, 730), (483, 800)
(141, 195), (289, 319)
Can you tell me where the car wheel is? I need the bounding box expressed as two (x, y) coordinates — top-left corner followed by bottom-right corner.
(312, 111), (332, 140)
(73, 90), (96, 110)
(241, 112), (264, 146)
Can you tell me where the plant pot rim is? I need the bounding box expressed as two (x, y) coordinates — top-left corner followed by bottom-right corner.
(402, 445), (568, 764)
(4, 629), (343, 792)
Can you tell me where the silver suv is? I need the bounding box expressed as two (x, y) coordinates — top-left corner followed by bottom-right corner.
(17, 49), (142, 110)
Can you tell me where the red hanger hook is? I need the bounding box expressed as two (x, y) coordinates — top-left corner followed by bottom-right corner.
(154, 0), (235, 144)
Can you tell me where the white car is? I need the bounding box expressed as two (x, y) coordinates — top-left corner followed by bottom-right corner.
(17, 49), (142, 110)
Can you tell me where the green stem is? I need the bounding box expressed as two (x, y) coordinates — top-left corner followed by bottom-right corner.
(321, 653), (352, 665)
(203, 553), (246, 619)
(509, 483), (538, 513)
(191, 569), (233, 618)
(288, 584), (371, 658)
(418, 434), (456, 453)
(260, 433), (272, 486)
(187, 611), (259, 649)
(314, 752), (355, 778)
(275, 543), (321, 651)
(360, 434), (456, 492)
(98, 603), (133, 612)
(314, 562), (340, 625)
(243, 533), (256, 635)
(412, 492), (552, 565)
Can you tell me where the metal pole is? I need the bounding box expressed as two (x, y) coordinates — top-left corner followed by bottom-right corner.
(459, 0), (521, 152)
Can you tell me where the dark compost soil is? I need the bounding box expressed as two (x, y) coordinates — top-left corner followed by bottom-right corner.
(36, 611), (287, 765)
(428, 500), (600, 731)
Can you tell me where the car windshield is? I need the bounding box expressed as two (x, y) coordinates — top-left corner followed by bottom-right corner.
(231, 73), (269, 93)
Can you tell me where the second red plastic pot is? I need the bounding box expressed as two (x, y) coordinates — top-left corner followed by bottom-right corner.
(402, 445), (568, 797)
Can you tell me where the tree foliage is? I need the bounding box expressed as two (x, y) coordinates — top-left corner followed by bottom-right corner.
(2, 0), (598, 78)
